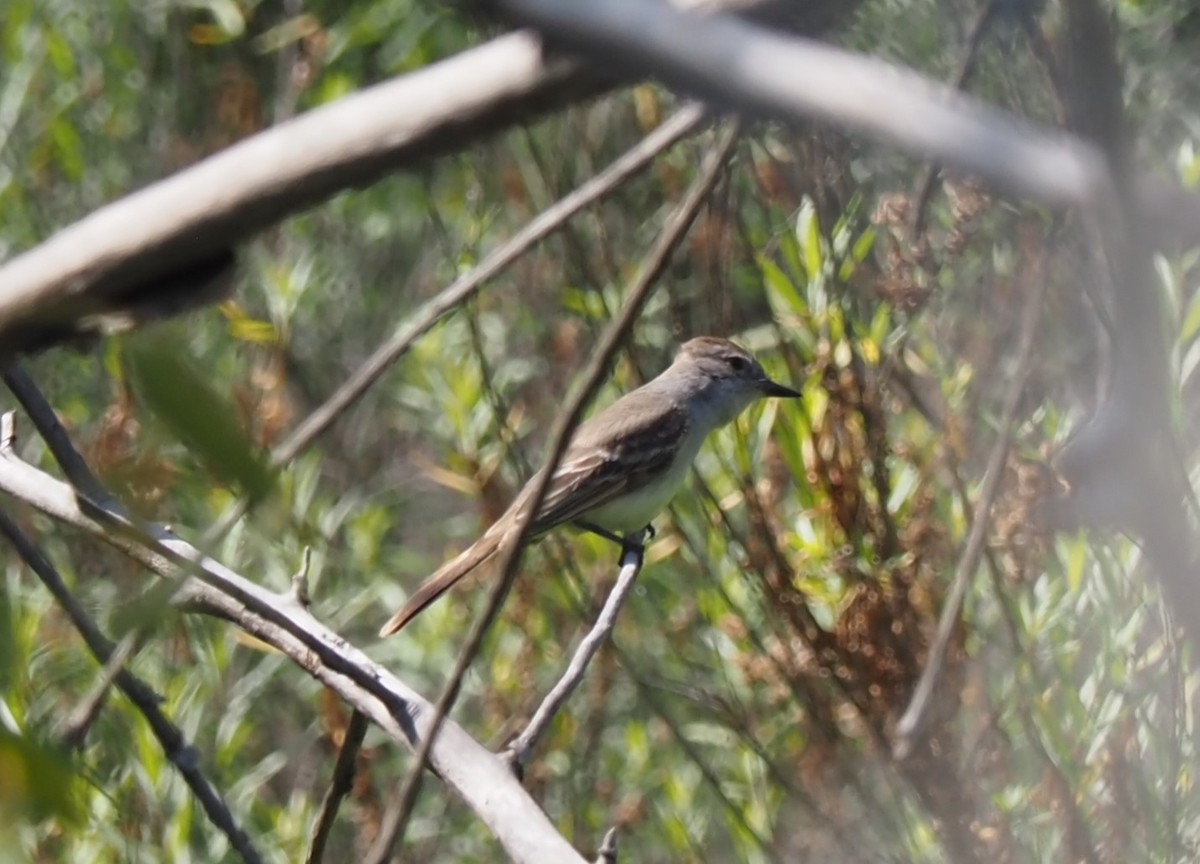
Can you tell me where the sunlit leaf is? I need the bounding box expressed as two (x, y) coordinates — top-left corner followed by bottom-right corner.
(50, 118), (84, 181)
(222, 304), (279, 344)
(0, 729), (82, 826)
(797, 197), (823, 279)
(1181, 288), (1200, 344)
(758, 254), (807, 319)
(1065, 534), (1087, 595)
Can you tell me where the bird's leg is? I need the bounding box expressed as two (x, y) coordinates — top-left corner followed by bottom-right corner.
(576, 520), (628, 548)
(577, 521), (656, 553)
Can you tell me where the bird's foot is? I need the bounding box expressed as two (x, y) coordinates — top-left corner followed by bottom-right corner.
(619, 525), (654, 567)
(577, 521), (654, 566)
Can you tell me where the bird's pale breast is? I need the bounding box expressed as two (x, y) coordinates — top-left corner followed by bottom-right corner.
(576, 426), (705, 534)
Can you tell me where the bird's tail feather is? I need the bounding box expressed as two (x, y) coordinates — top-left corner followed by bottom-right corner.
(378, 530), (504, 637)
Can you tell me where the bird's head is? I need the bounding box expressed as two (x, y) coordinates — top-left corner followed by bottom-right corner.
(673, 336), (800, 425)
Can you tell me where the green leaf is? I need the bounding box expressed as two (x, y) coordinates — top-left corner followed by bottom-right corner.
(0, 728), (83, 826)
(126, 335), (274, 501)
(1178, 139), (1200, 188)
(851, 225), (876, 262)
(1065, 534), (1087, 595)
(797, 198), (823, 279)
(50, 117), (84, 181)
(109, 578), (179, 638)
(226, 315), (278, 344)
(758, 254), (807, 318)
(1181, 288), (1200, 344)
(44, 29), (75, 77)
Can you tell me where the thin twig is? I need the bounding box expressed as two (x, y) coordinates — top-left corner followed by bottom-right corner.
(202, 103), (709, 546)
(2, 364), (111, 501)
(497, 0), (1123, 211)
(505, 531), (647, 770)
(628, 671), (781, 861)
(306, 708), (370, 864)
(892, 249), (1048, 758)
(365, 120), (743, 863)
(0, 499), (264, 864)
(593, 828), (618, 864)
(0, 432), (588, 864)
(907, 0), (1004, 239)
(58, 633), (139, 749)
(290, 546), (313, 608)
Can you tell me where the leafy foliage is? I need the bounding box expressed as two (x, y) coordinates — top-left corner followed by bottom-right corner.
(5, 0), (1200, 862)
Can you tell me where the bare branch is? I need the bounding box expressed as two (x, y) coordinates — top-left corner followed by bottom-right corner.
(0, 0), (841, 353)
(58, 633), (139, 750)
(506, 532), (647, 771)
(493, 0), (1200, 253)
(368, 119), (743, 861)
(203, 102), (708, 545)
(893, 244), (1049, 758)
(0, 443), (588, 864)
(495, 0), (1109, 208)
(0, 32), (583, 351)
(0, 497), (264, 864)
(306, 709), (370, 864)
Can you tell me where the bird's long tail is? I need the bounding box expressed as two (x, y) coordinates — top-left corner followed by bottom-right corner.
(378, 527), (505, 637)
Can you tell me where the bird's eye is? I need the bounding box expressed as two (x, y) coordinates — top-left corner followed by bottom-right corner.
(727, 355), (749, 372)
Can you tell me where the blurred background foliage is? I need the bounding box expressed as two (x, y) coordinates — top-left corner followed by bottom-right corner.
(4, 0), (1200, 862)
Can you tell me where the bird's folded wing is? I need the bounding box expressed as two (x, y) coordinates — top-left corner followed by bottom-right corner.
(529, 402), (691, 530)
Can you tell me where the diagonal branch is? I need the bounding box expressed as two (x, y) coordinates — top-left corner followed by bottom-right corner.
(892, 243), (1049, 758)
(505, 532), (647, 771)
(495, 0), (1109, 209)
(0, 433), (587, 864)
(367, 119), (743, 861)
(0, 0), (840, 353)
(0, 32), (582, 351)
(0, 497), (263, 864)
(203, 102), (709, 545)
(306, 709), (370, 864)
(57, 633), (138, 749)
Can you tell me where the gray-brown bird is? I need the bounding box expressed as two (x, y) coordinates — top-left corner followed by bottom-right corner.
(379, 336), (799, 636)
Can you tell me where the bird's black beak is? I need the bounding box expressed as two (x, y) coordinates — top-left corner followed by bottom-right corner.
(760, 378), (801, 398)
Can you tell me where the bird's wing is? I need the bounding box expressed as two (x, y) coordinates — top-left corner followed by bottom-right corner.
(526, 399), (691, 531)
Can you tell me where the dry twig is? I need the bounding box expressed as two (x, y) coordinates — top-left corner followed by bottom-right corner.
(203, 102), (709, 545)
(505, 530), (647, 771)
(306, 709), (370, 864)
(893, 250), (1049, 758)
(365, 120), (742, 861)
(0, 410), (587, 863)
(0, 485), (263, 864)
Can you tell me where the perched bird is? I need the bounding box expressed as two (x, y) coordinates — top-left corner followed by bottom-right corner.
(379, 336), (799, 636)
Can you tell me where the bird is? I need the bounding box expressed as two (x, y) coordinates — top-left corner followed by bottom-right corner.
(379, 336), (800, 636)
